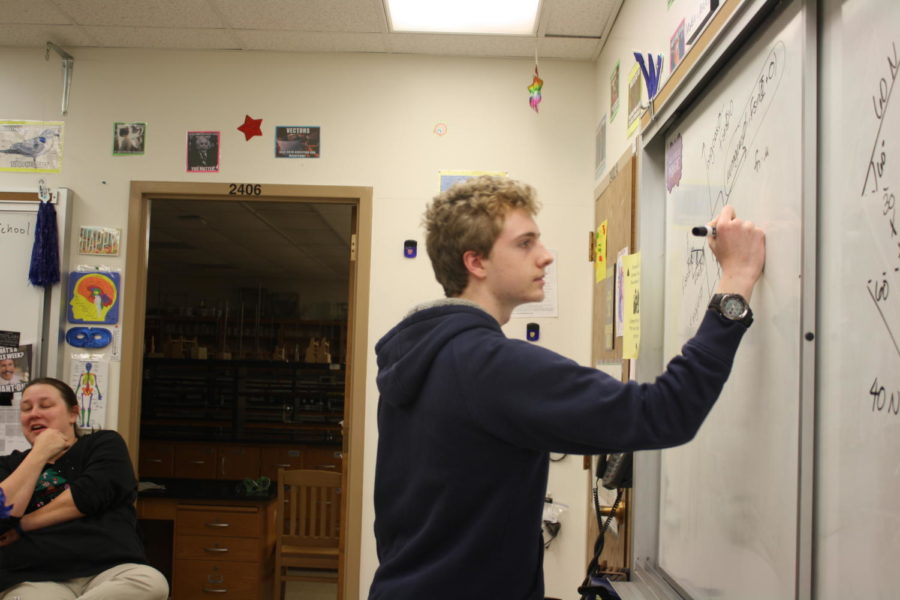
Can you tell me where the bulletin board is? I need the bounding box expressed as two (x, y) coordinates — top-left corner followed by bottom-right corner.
(592, 151), (635, 364)
(589, 149), (636, 574)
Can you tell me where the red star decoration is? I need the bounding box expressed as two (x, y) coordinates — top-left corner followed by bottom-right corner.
(237, 115), (263, 141)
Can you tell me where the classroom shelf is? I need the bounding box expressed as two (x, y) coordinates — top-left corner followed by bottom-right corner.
(140, 358), (345, 445)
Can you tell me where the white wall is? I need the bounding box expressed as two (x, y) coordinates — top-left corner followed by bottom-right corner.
(0, 47), (596, 598)
(593, 0), (709, 178)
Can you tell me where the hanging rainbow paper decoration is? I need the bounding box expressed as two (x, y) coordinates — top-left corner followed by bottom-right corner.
(528, 66), (543, 113)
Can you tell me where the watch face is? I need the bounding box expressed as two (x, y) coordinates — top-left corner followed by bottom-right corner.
(722, 296), (747, 319)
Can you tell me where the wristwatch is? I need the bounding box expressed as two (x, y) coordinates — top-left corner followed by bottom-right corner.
(708, 293), (753, 327)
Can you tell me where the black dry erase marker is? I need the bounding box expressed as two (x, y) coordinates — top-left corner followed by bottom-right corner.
(691, 225), (717, 238)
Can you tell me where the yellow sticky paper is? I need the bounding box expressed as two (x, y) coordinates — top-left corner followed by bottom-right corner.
(622, 252), (641, 359)
(595, 220), (608, 283)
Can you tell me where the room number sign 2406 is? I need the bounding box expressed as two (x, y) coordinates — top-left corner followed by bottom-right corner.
(228, 183), (262, 196)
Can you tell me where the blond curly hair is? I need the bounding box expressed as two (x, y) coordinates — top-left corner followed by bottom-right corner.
(424, 175), (541, 297)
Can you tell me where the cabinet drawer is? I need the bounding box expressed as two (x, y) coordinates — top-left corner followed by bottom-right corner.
(175, 534), (262, 562)
(219, 445), (261, 480)
(177, 506), (261, 538)
(173, 559), (259, 599)
(175, 444), (218, 479)
(259, 446), (304, 481)
(139, 440), (175, 478)
(302, 447), (342, 471)
(137, 498), (177, 520)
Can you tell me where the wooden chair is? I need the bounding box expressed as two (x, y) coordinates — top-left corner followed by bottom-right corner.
(273, 468), (342, 599)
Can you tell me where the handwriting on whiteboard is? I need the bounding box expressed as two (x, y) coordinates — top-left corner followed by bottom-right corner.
(869, 377), (900, 417)
(0, 221), (32, 236)
(724, 42), (786, 197)
(682, 43), (787, 329)
(861, 40), (900, 414)
(862, 42), (898, 195)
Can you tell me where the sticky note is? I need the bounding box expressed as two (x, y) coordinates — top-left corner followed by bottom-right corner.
(595, 220), (608, 283)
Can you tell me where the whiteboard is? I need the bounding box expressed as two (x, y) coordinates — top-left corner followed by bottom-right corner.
(658, 3), (804, 599)
(0, 202), (46, 367)
(0, 192), (70, 454)
(0, 199), (47, 454)
(817, 0), (900, 598)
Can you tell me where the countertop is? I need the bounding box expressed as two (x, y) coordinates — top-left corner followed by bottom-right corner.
(137, 477), (276, 502)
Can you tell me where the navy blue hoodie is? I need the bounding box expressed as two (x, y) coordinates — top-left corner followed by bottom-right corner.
(369, 300), (746, 600)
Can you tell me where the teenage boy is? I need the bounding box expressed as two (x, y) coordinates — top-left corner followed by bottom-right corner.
(369, 176), (765, 599)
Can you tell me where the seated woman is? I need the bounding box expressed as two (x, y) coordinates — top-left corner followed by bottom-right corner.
(0, 377), (168, 600)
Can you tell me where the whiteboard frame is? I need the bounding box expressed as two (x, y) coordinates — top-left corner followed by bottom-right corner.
(618, 1), (818, 599)
(795, 1), (817, 596)
(44, 187), (72, 378)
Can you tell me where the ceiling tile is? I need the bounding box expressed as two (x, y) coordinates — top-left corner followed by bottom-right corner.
(235, 29), (388, 53)
(539, 36), (601, 61)
(83, 25), (239, 49)
(203, 214), (274, 232)
(387, 33), (539, 58)
(213, 0), (386, 33)
(0, 24), (96, 47)
(59, 0), (225, 28)
(543, 0), (618, 38)
(2, 0), (72, 24)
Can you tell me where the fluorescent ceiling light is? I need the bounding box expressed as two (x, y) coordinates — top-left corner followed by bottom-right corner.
(386, 0), (541, 35)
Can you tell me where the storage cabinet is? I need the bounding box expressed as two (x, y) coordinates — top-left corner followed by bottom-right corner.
(139, 440), (175, 478)
(140, 358), (344, 445)
(172, 559), (261, 599)
(139, 358), (344, 483)
(302, 447), (342, 471)
(171, 502), (275, 600)
(218, 445), (261, 479)
(258, 446), (304, 481)
(139, 440), (342, 482)
(138, 496), (275, 600)
(174, 444), (217, 479)
(145, 314), (347, 365)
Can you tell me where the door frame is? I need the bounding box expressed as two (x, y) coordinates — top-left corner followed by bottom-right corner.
(121, 180), (371, 600)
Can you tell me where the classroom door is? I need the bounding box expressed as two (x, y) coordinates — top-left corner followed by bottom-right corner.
(121, 181), (372, 600)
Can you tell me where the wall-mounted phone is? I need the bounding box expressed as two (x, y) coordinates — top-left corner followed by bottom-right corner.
(598, 452), (633, 490)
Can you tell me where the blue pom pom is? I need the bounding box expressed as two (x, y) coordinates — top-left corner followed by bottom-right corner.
(28, 200), (60, 286)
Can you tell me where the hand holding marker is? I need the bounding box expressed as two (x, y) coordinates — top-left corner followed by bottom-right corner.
(693, 206), (766, 281)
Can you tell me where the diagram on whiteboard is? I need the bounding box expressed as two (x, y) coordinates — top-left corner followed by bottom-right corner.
(821, 3), (900, 598)
(860, 41), (899, 417)
(668, 41), (787, 333)
(659, 5), (804, 599)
